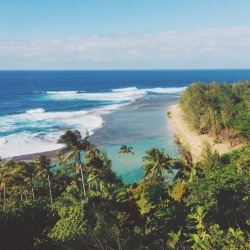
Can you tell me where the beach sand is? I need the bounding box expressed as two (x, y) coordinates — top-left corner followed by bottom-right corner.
(168, 104), (235, 162)
(11, 149), (59, 161)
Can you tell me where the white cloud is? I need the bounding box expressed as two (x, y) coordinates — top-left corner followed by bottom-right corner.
(0, 27), (250, 69)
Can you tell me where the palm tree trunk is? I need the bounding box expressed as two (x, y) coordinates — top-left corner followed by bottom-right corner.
(80, 165), (86, 196)
(126, 156), (137, 183)
(3, 183), (6, 211)
(47, 174), (53, 206)
(88, 167), (91, 191)
(77, 152), (86, 196)
(24, 190), (28, 201)
(31, 187), (35, 200)
(31, 177), (35, 200)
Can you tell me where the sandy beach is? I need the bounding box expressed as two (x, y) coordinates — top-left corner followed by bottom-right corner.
(10, 149), (59, 161)
(168, 104), (235, 162)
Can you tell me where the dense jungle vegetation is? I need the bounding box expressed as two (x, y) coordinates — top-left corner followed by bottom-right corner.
(179, 81), (250, 146)
(0, 82), (249, 249)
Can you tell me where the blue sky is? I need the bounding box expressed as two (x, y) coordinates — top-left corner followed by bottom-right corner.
(0, 0), (250, 69)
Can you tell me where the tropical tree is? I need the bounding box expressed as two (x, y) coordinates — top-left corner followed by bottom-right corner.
(179, 81), (250, 143)
(34, 156), (54, 206)
(174, 151), (200, 182)
(142, 148), (174, 183)
(56, 130), (93, 197)
(17, 161), (36, 200)
(0, 162), (11, 210)
(0, 160), (23, 210)
(0, 160), (27, 203)
(119, 145), (137, 183)
(86, 150), (113, 192)
(84, 147), (99, 190)
(85, 148), (103, 192)
(99, 150), (116, 184)
(200, 141), (221, 170)
(229, 145), (250, 174)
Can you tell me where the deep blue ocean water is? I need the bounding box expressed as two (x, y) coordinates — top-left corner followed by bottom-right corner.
(1, 70), (250, 182)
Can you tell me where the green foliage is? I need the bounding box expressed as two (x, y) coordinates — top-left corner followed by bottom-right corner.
(208, 225), (250, 249)
(200, 141), (221, 170)
(174, 151), (202, 183)
(133, 180), (187, 248)
(187, 205), (207, 231)
(142, 148), (174, 183)
(221, 143), (250, 174)
(79, 195), (143, 250)
(179, 81), (250, 143)
(169, 206), (250, 249)
(0, 130), (249, 249)
(0, 201), (59, 249)
(185, 147), (250, 229)
(49, 204), (86, 243)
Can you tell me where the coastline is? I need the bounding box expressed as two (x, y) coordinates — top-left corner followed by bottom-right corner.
(9, 149), (60, 162)
(168, 104), (235, 162)
(4, 103), (236, 164)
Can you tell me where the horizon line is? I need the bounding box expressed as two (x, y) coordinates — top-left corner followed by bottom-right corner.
(1, 68), (250, 71)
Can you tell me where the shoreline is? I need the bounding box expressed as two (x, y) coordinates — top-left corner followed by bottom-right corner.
(168, 104), (236, 162)
(6, 149), (60, 162)
(4, 102), (236, 164)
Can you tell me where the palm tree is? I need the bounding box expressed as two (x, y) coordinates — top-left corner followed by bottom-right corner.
(86, 150), (112, 192)
(0, 162), (11, 210)
(0, 160), (23, 210)
(34, 156), (53, 206)
(17, 161), (36, 200)
(142, 148), (174, 183)
(56, 130), (93, 197)
(85, 147), (101, 191)
(119, 145), (137, 183)
(174, 151), (197, 182)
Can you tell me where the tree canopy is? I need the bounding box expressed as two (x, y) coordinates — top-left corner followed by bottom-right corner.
(179, 81), (250, 145)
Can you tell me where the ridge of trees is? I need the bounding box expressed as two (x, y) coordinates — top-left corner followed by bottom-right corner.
(179, 81), (250, 146)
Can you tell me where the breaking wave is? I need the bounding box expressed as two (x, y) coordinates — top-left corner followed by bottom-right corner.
(44, 86), (185, 102)
(0, 86), (185, 158)
(0, 103), (128, 158)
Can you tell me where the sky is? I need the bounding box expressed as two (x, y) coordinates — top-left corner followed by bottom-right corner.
(0, 0), (250, 70)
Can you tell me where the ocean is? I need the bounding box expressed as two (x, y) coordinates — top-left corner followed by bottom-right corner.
(1, 70), (250, 182)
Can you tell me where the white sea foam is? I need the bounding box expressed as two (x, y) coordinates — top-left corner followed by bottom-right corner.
(0, 132), (64, 159)
(96, 103), (130, 114)
(145, 87), (186, 93)
(0, 102), (128, 158)
(25, 108), (45, 114)
(0, 109), (101, 158)
(111, 87), (138, 92)
(46, 88), (147, 102)
(47, 91), (78, 95)
(0, 138), (7, 146)
(45, 86), (185, 102)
